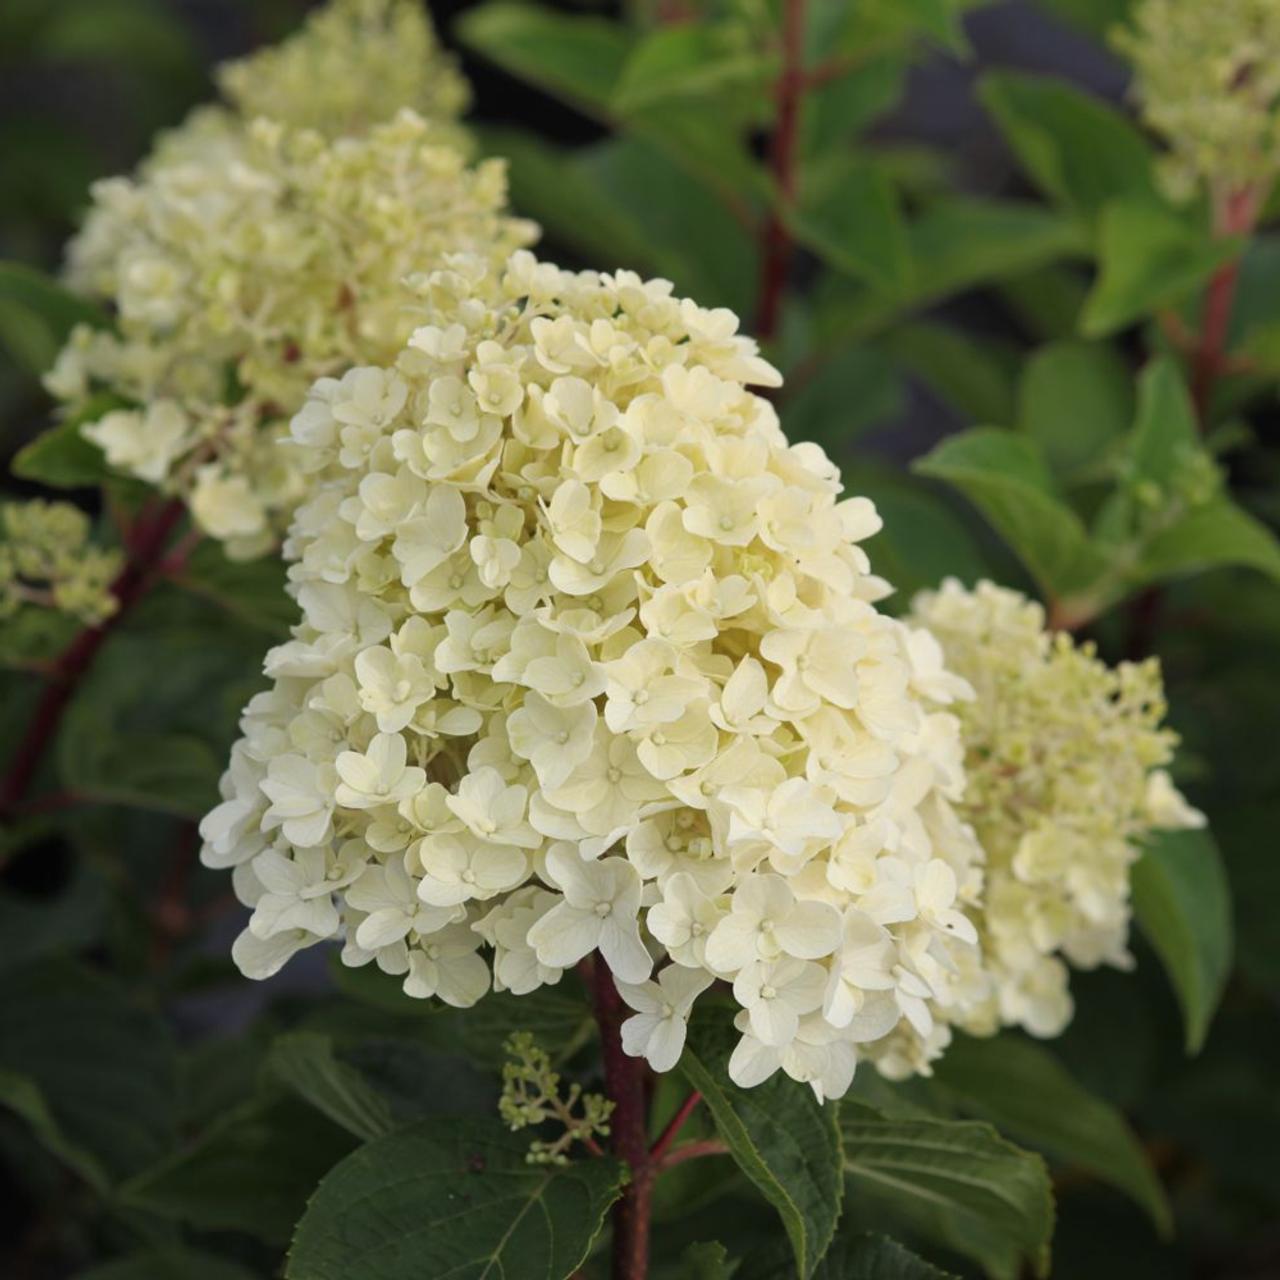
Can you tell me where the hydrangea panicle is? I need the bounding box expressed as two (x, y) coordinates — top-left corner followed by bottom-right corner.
(909, 578), (1204, 1039)
(200, 250), (989, 1098)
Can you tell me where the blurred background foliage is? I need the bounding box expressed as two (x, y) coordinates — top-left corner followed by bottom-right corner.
(1, 0), (1278, 1277)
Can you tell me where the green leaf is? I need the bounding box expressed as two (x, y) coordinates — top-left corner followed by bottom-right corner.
(680, 1012), (842, 1278)
(840, 1101), (1055, 1280)
(1127, 356), (1201, 495)
(882, 322), (1019, 425)
(0, 960), (178, 1184)
(613, 26), (772, 115)
(267, 1032), (396, 1142)
(11, 392), (125, 488)
(75, 1251), (257, 1280)
(1081, 200), (1242, 337)
(0, 1069), (110, 1192)
(122, 1093), (357, 1243)
(740, 1226), (956, 1279)
(478, 128), (658, 275)
(931, 1034), (1171, 1233)
(455, 3), (631, 117)
(856, 469), (992, 605)
(792, 161), (912, 293)
(914, 428), (1108, 596)
(285, 1116), (625, 1280)
(978, 73), (1156, 227)
(1132, 827), (1233, 1053)
(782, 347), (903, 456)
(1136, 496), (1280, 586)
(676, 1241), (740, 1279)
(0, 260), (108, 375)
(1018, 340), (1133, 482)
(172, 541), (296, 639)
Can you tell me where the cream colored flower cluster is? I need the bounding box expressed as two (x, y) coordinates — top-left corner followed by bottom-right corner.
(47, 0), (533, 559)
(909, 579), (1203, 1039)
(1116, 0), (1280, 201)
(0, 500), (121, 626)
(216, 0), (470, 143)
(200, 250), (988, 1099)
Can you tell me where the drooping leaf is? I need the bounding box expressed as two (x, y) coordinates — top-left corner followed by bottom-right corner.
(267, 1032), (396, 1142)
(285, 1116), (625, 1280)
(979, 72), (1156, 227)
(680, 1011), (843, 1279)
(1018, 340), (1133, 482)
(914, 428), (1108, 596)
(840, 1101), (1055, 1280)
(1132, 827), (1233, 1053)
(930, 1034), (1171, 1233)
(121, 1092), (357, 1243)
(0, 959), (178, 1184)
(1081, 199), (1242, 338)
(455, 3), (630, 118)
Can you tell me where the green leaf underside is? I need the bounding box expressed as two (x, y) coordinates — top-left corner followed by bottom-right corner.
(914, 427), (1108, 596)
(286, 1116), (624, 1280)
(681, 1012), (842, 1278)
(840, 1101), (1055, 1280)
(931, 1034), (1171, 1232)
(1132, 827), (1234, 1053)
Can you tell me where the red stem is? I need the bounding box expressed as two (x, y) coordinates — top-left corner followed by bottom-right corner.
(649, 1090), (702, 1161)
(590, 957), (654, 1280)
(1191, 184), (1263, 422)
(754, 0), (808, 342)
(653, 1137), (727, 1174)
(0, 496), (187, 816)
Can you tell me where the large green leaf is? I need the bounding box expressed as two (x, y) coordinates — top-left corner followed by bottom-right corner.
(1081, 200), (1242, 337)
(680, 1013), (843, 1279)
(740, 1227), (956, 1279)
(1132, 827), (1233, 1053)
(978, 73), (1156, 227)
(931, 1034), (1171, 1232)
(455, 3), (630, 117)
(1134, 496), (1280, 587)
(840, 1102), (1055, 1280)
(792, 160), (913, 293)
(285, 1116), (624, 1280)
(0, 260), (107, 375)
(914, 428), (1108, 596)
(1126, 357), (1201, 497)
(268, 1032), (397, 1143)
(0, 959), (177, 1185)
(121, 1092), (357, 1243)
(1018, 340), (1133, 483)
(172, 541), (296, 639)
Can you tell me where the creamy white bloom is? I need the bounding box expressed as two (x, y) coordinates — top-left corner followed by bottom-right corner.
(202, 251), (988, 1092)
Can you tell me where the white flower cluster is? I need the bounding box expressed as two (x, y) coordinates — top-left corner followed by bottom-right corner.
(47, 0), (533, 558)
(910, 579), (1204, 1038)
(200, 251), (989, 1099)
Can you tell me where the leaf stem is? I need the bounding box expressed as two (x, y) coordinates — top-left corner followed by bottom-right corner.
(649, 1090), (702, 1160)
(0, 495), (188, 817)
(754, 0), (808, 342)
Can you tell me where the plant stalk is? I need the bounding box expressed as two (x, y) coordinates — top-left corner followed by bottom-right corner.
(754, 0), (808, 342)
(0, 495), (187, 816)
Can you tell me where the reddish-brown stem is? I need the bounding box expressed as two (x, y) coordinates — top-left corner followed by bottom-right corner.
(1191, 183), (1264, 422)
(649, 1090), (702, 1161)
(653, 1137), (728, 1173)
(754, 0), (808, 343)
(0, 496), (188, 816)
(589, 957), (654, 1280)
